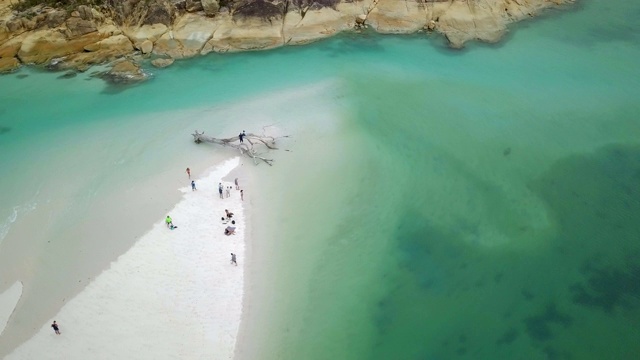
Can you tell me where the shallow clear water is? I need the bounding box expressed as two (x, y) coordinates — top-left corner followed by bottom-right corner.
(1, 0), (639, 358)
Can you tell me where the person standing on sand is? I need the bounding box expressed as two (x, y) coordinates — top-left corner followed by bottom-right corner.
(231, 253), (237, 266)
(51, 321), (60, 335)
(191, 180), (196, 191)
(240, 190), (244, 201)
(238, 131), (244, 143)
(235, 178), (239, 190)
(186, 168), (191, 178)
(166, 216), (173, 229)
(218, 183), (223, 199)
(226, 186), (231, 198)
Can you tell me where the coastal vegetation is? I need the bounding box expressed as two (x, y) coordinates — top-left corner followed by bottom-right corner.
(9, 0), (105, 13)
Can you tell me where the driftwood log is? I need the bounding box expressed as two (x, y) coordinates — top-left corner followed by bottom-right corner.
(191, 129), (288, 166)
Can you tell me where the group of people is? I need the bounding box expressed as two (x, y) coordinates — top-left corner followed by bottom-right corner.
(186, 167), (243, 267)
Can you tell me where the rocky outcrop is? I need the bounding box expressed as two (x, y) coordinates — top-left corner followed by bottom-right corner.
(151, 57), (175, 67)
(434, 0), (506, 48)
(0, 56), (19, 72)
(46, 10), (68, 28)
(17, 30), (104, 64)
(201, 0), (220, 16)
(366, 0), (427, 33)
(283, 0), (374, 45)
(100, 59), (148, 83)
(202, 13), (284, 53)
(0, 0), (574, 77)
(154, 14), (216, 58)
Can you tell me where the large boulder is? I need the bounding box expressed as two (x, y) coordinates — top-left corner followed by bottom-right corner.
(65, 17), (98, 38)
(203, 13), (284, 53)
(84, 34), (134, 53)
(0, 24), (9, 44)
(140, 39), (153, 54)
(186, 0), (204, 12)
(435, 0), (507, 48)
(202, 0), (220, 16)
(0, 34), (26, 58)
(154, 14), (216, 58)
(122, 23), (168, 49)
(143, 0), (174, 26)
(367, 0), (428, 33)
(283, 0), (373, 45)
(6, 19), (23, 33)
(234, 0), (286, 20)
(0, 57), (20, 73)
(151, 57), (174, 68)
(99, 59), (148, 84)
(18, 29), (104, 64)
(46, 10), (68, 28)
(77, 5), (94, 21)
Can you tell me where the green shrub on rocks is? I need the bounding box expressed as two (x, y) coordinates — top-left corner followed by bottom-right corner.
(9, 0), (105, 13)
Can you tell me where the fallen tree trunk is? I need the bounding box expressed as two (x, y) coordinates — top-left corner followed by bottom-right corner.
(191, 129), (288, 166)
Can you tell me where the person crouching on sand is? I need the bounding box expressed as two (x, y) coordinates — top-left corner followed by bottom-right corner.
(225, 221), (236, 235)
(225, 209), (234, 219)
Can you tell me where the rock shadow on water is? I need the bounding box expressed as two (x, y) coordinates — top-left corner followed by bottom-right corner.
(523, 303), (572, 342)
(496, 327), (519, 346)
(570, 260), (640, 313)
(524, 304), (573, 342)
(57, 71), (78, 79)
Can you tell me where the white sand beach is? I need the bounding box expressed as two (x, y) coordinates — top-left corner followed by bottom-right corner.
(0, 282), (22, 336)
(7, 158), (246, 359)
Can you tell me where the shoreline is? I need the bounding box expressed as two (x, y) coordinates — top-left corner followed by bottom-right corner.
(6, 158), (247, 359)
(0, 0), (575, 75)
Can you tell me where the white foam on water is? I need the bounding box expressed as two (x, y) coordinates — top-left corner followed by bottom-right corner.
(0, 201), (37, 246)
(7, 157), (245, 360)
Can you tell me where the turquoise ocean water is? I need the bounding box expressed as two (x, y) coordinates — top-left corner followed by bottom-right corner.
(1, 0), (639, 358)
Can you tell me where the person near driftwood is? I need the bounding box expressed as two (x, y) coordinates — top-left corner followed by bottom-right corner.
(191, 130), (277, 166)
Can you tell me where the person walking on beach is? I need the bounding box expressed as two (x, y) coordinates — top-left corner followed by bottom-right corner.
(230, 253), (237, 266)
(166, 216), (173, 229)
(191, 180), (197, 191)
(226, 186), (231, 198)
(234, 178), (239, 190)
(218, 183), (223, 199)
(240, 190), (244, 201)
(186, 168), (191, 179)
(51, 321), (61, 335)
